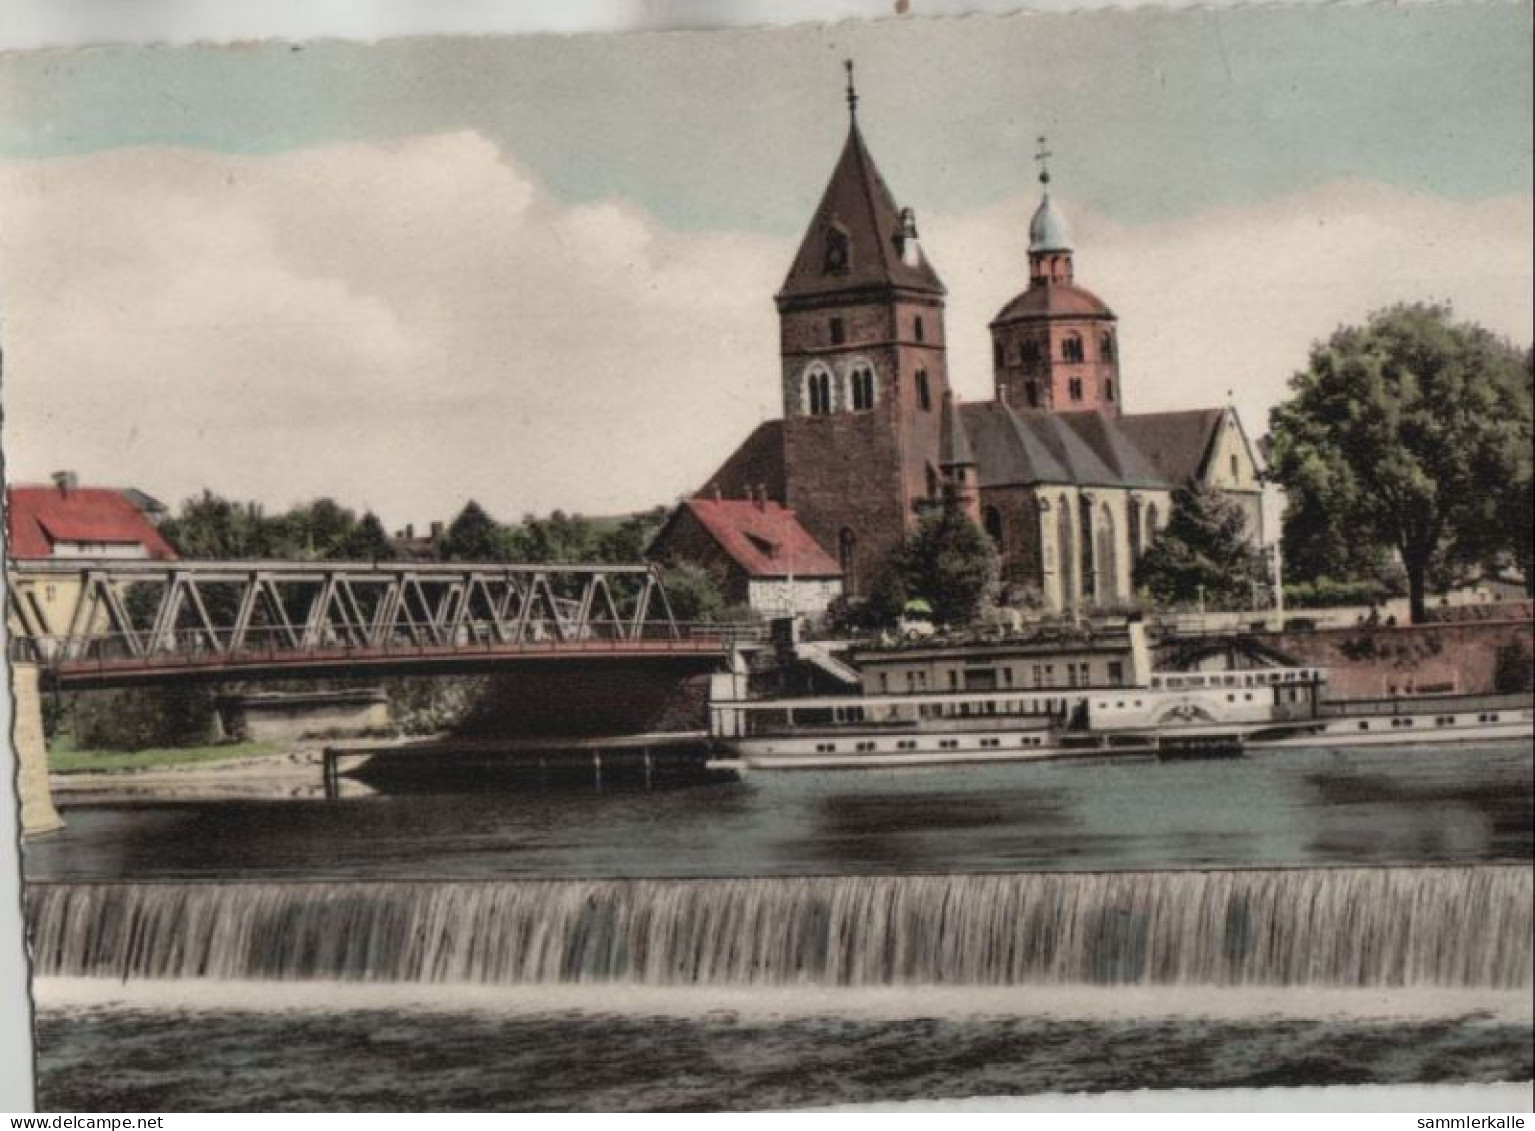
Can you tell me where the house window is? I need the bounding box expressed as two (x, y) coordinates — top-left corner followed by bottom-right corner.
(1230, 454), (1240, 480)
(1062, 334), (1084, 362)
(915, 315), (925, 343)
(1026, 381), (1040, 408)
(1105, 378), (1115, 401)
(830, 317), (846, 346)
(916, 369), (932, 411)
(850, 366), (876, 411)
(1021, 339), (1040, 364)
(1068, 377), (1083, 402)
(1101, 332), (1115, 361)
(807, 369), (832, 415)
(993, 340), (1004, 368)
(1108, 661), (1124, 686)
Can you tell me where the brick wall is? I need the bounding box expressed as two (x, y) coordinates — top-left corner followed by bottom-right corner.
(1267, 619), (1533, 698)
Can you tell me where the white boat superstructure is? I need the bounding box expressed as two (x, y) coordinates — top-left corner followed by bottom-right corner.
(708, 647), (1534, 769)
(708, 664), (1335, 769)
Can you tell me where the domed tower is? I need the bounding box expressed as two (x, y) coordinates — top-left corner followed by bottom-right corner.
(990, 139), (1122, 416)
(776, 63), (951, 596)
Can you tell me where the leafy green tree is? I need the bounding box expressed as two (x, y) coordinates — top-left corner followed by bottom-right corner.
(1134, 483), (1266, 608)
(161, 491), (277, 559)
(438, 500), (507, 561)
(1268, 304), (1531, 621)
(894, 506), (999, 627)
(657, 561), (731, 623)
(338, 512), (396, 561)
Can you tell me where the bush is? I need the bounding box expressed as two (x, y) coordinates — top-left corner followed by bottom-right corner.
(1283, 576), (1391, 609)
(68, 686), (223, 751)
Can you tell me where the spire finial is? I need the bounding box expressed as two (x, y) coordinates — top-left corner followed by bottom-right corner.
(844, 59), (859, 120)
(1035, 134), (1053, 186)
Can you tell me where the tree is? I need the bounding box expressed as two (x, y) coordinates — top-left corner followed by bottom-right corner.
(657, 561), (730, 623)
(338, 512), (396, 561)
(1133, 483), (1266, 608)
(438, 500), (506, 561)
(893, 506), (999, 627)
(1268, 304), (1531, 622)
(161, 491), (276, 559)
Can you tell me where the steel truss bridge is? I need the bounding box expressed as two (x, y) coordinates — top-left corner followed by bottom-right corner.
(6, 558), (744, 687)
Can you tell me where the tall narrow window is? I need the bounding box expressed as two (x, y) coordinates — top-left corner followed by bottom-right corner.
(916, 369), (932, 411)
(1100, 331), (1115, 361)
(838, 528), (858, 596)
(1105, 378), (1115, 401)
(1062, 334), (1084, 363)
(993, 341), (1004, 368)
(983, 506), (1004, 549)
(807, 369), (832, 415)
(1068, 377), (1083, 402)
(1021, 339), (1041, 365)
(1026, 381), (1040, 408)
(850, 366), (876, 411)
(829, 317), (846, 346)
(914, 315), (926, 343)
(1230, 453), (1240, 480)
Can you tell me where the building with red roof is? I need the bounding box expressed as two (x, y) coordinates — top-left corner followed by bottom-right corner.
(648, 495), (842, 618)
(661, 77), (1265, 617)
(6, 475), (177, 561)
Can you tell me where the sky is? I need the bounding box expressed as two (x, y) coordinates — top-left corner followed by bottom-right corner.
(0, 7), (1531, 529)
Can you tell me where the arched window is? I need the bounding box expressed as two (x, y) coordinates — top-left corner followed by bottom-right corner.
(916, 369), (932, 412)
(983, 506), (1004, 550)
(1062, 334), (1084, 363)
(1100, 331), (1115, 361)
(914, 315), (926, 343)
(1096, 503), (1119, 604)
(1021, 339), (1041, 365)
(1230, 453), (1240, 481)
(829, 317), (846, 345)
(1056, 494), (1076, 610)
(1105, 378), (1115, 402)
(1068, 377), (1084, 402)
(804, 364), (833, 416)
(850, 365), (876, 412)
(838, 528), (858, 596)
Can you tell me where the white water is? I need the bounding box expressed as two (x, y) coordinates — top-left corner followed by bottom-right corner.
(27, 865), (1533, 989)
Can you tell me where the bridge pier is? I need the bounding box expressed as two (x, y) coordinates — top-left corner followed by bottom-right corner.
(10, 663), (64, 838)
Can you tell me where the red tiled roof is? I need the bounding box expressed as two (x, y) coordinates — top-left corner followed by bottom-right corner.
(991, 282), (1116, 324)
(682, 498), (841, 579)
(5, 485), (178, 560)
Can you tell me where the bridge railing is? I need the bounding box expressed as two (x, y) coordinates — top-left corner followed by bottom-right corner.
(9, 620), (765, 673)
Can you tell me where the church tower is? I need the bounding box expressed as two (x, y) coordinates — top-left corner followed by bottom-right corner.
(991, 140), (1122, 416)
(777, 64), (950, 596)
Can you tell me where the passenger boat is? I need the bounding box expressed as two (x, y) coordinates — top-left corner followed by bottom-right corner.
(708, 664), (1332, 769)
(706, 630), (1534, 770)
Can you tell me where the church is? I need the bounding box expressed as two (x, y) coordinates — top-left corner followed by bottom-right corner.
(651, 69), (1264, 619)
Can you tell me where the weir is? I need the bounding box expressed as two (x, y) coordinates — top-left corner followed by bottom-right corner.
(26, 865), (1532, 989)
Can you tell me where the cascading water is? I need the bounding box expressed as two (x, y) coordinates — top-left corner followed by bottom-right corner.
(27, 865), (1532, 989)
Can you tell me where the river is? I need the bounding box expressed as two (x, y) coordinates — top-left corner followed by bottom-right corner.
(24, 740), (1535, 1111)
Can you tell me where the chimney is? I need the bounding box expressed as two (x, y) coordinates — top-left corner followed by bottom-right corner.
(754, 484), (767, 511)
(403, 523), (415, 540)
(51, 470), (78, 496)
(712, 484), (722, 501)
(429, 521), (444, 540)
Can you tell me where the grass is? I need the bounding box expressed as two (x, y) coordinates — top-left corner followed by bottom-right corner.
(48, 736), (282, 775)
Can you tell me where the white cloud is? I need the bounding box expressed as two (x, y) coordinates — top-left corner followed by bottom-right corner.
(2, 132), (1530, 529)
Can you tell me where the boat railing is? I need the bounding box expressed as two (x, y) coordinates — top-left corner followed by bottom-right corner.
(1319, 690), (1534, 718)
